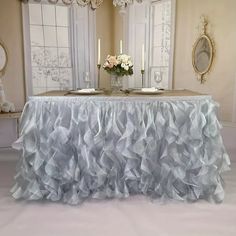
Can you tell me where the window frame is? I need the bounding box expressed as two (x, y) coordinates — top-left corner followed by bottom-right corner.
(22, 1), (97, 97)
(125, 0), (176, 89)
(148, 0), (176, 89)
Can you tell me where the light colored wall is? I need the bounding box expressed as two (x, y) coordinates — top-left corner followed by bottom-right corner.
(113, 0), (236, 122)
(2, 0), (234, 116)
(0, 0), (115, 147)
(0, 0), (25, 110)
(96, 0), (114, 89)
(173, 0), (236, 122)
(0, 0), (114, 98)
(0, 0), (25, 147)
(1, 0), (236, 147)
(113, 8), (124, 55)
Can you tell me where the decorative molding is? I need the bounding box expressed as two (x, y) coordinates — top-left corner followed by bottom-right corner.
(113, 0), (143, 7)
(20, 0), (144, 11)
(0, 148), (19, 161)
(20, 0), (103, 10)
(222, 121), (236, 128)
(113, 0), (143, 13)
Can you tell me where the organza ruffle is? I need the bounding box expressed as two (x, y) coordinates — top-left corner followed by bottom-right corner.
(11, 96), (230, 204)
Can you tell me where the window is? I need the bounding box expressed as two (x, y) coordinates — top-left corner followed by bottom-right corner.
(22, 2), (97, 96)
(127, 0), (175, 89)
(29, 4), (72, 95)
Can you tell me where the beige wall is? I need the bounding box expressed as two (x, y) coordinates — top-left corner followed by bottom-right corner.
(174, 0), (236, 122)
(113, 7), (124, 55)
(112, 0), (236, 122)
(96, 2), (125, 88)
(0, 0), (114, 98)
(0, 0), (25, 110)
(96, 0), (114, 89)
(0, 0), (115, 98)
(0, 0), (236, 122)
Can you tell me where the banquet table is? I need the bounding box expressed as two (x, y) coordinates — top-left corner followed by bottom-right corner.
(11, 90), (230, 205)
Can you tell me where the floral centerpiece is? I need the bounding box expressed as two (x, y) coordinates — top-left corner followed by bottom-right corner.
(103, 54), (134, 76)
(103, 54), (133, 91)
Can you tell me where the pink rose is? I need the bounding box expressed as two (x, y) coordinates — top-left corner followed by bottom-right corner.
(106, 55), (118, 68)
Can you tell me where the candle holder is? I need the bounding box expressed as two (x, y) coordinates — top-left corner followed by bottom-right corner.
(141, 69), (145, 88)
(97, 64), (101, 89)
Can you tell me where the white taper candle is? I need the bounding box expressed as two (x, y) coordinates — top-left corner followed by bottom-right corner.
(120, 40), (123, 54)
(141, 44), (145, 70)
(98, 38), (101, 65)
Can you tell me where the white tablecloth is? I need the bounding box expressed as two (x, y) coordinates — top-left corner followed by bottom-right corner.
(12, 95), (230, 204)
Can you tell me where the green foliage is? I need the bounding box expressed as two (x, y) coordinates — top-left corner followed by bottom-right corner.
(104, 64), (134, 77)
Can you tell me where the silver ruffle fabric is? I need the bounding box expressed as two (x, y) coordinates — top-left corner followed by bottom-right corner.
(11, 96), (230, 205)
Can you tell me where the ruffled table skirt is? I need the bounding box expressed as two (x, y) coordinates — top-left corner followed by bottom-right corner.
(11, 95), (230, 205)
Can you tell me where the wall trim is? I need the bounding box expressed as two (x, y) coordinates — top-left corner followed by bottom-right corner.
(0, 148), (19, 161)
(221, 121), (236, 128)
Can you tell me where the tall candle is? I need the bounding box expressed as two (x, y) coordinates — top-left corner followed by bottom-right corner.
(141, 44), (145, 70)
(120, 40), (123, 54)
(98, 38), (101, 65)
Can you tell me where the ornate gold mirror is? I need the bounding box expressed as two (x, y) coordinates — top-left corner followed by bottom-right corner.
(0, 42), (8, 77)
(192, 17), (214, 83)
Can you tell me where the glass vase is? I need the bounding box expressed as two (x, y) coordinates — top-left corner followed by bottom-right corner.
(110, 75), (123, 93)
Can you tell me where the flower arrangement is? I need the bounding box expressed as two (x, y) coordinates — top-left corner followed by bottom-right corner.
(103, 54), (133, 77)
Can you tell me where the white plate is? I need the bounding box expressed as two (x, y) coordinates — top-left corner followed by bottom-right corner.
(68, 90), (104, 95)
(131, 89), (164, 95)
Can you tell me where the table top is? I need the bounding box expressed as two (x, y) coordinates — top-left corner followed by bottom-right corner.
(0, 112), (22, 119)
(36, 89), (205, 98)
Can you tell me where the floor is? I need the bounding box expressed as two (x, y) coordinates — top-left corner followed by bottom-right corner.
(0, 149), (235, 236)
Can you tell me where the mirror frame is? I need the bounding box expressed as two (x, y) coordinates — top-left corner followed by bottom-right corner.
(192, 17), (214, 84)
(192, 34), (214, 83)
(0, 41), (8, 77)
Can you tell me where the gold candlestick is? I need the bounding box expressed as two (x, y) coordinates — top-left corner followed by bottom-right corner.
(97, 64), (101, 89)
(141, 69), (145, 88)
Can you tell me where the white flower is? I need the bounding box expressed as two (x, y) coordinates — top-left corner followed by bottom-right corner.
(121, 63), (125, 68)
(128, 61), (133, 66)
(124, 65), (129, 71)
